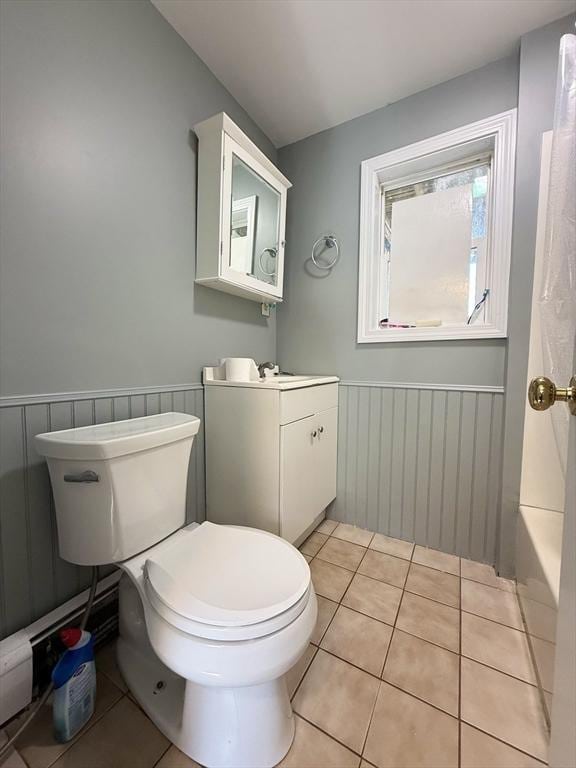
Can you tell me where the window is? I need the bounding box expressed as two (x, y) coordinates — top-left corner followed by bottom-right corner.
(358, 110), (516, 343)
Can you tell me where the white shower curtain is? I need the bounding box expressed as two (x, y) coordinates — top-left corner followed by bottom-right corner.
(539, 34), (576, 476)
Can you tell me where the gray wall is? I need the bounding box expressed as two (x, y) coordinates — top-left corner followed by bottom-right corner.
(276, 56), (519, 566)
(0, 0), (276, 398)
(277, 55), (519, 387)
(499, 15), (575, 576)
(0, 0), (277, 639)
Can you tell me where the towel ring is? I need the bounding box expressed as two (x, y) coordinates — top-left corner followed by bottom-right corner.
(311, 235), (340, 270)
(259, 247), (278, 276)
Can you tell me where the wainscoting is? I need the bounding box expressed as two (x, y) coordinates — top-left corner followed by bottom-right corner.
(0, 379), (504, 640)
(0, 384), (205, 640)
(332, 382), (505, 565)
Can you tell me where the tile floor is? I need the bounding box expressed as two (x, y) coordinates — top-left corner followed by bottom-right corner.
(3, 521), (549, 768)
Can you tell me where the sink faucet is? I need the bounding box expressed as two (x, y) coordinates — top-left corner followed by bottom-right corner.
(257, 361), (276, 379)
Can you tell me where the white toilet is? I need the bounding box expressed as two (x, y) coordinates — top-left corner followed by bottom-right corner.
(35, 413), (317, 768)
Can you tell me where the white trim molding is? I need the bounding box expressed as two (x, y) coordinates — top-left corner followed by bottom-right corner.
(0, 382), (203, 408)
(357, 109), (517, 344)
(339, 380), (504, 394)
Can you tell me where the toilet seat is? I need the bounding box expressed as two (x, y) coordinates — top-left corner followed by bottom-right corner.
(143, 522), (311, 641)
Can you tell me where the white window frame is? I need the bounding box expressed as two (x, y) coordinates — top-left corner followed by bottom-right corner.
(357, 109), (517, 343)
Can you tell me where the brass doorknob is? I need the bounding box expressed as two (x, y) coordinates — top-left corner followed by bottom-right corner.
(528, 375), (576, 415)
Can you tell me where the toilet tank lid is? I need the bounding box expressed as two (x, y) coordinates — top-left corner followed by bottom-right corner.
(34, 412), (200, 460)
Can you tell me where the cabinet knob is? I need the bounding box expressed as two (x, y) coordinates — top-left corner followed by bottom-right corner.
(311, 430), (317, 438)
(318, 426), (324, 434)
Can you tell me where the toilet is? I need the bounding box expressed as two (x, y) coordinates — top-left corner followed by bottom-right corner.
(35, 413), (317, 768)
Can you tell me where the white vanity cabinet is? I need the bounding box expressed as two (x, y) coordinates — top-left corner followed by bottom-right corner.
(194, 112), (292, 304)
(204, 376), (339, 546)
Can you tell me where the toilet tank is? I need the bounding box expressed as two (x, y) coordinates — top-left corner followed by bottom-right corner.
(35, 413), (201, 565)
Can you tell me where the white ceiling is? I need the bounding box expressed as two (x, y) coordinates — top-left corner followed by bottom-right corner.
(152, 0), (575, 147)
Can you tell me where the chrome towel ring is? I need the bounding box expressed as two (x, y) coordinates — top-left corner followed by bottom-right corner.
(311, 234), (340, 270)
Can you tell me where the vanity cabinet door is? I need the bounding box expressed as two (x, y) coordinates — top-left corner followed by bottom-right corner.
(280, 407), (338, 544)
(313, 406), (338, 516)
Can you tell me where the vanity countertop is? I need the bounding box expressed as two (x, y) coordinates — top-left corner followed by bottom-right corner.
(203, 374), (339, 391)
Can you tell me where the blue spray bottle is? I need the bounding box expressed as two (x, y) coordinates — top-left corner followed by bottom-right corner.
(51, 628), (96, 742)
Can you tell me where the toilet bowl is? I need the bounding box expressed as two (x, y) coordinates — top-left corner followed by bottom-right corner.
(119, 522), (316, 768)
(34, 413), (317, 768)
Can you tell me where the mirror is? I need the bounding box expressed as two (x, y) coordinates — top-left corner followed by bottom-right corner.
(230, 153), (281, 286)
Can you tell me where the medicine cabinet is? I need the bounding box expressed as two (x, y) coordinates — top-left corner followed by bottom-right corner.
(194, 112), (292, 303)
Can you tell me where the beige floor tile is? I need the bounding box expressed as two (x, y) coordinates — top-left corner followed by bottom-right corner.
(462, 579), (524, 629)
(461, 658), (548, 762)
(300, 532), (329, 557)
(363, 682), (458, 768)
(342, 573), (402, 625)
(461, 560), (515, 592)
(460, 723), (546, 768)
(51, 696), (169, 768)
(332, 523), (374, 547)
(412, 545), (460, 576)
(277, 715), (360, 768)
(155, 745), (201, 767)
(357, 550), (409, 588)
(316, 518), (339, 535)
(303, 553), (312, 562)
(383, 629), (459, 716)
(462, 612), (537, 684)
(310, 595), (338, 645)
(316, 537), (366, 571)
(0, 734), (27, 768)
(310, 558), (354, 602)
(293, 649), (379, 753)
(8, 672), (123, 768)
(531, 636), (556, 693)
(321, 606), (392, 676)
(369, 533), (414, 561)
(286, 644), (317, 698)
(96, 641), (128, 693)
(396, 592), (460, 652)
(405, 563), (460, 608)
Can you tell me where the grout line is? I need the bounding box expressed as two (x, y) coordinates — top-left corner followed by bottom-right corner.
(460, 652), (541, 689)
(289, 645), (317, 703)
(41, 692), (128, 768)
(293, 710), (365, 759)
(151, 743), (173, 768)
(460, 607), (524, 633)
(459, 722), (549, 766)
(458, 553), (463, 768)
(512, 592), (552, 731)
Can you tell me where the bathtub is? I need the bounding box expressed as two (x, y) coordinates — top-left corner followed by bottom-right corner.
(516, 504), (563, 724)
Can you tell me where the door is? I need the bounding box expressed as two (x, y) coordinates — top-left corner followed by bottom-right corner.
(280, 407), (338, 543)
(527, 33), (575, 768)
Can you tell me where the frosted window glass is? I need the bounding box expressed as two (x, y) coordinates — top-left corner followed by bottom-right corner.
(388, 184), (473, 325)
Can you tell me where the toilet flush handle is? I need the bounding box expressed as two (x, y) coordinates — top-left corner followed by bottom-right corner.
(63, 470), (100, 483)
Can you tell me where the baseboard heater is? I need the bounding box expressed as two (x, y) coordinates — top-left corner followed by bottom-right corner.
(0, 571), (121, 727)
